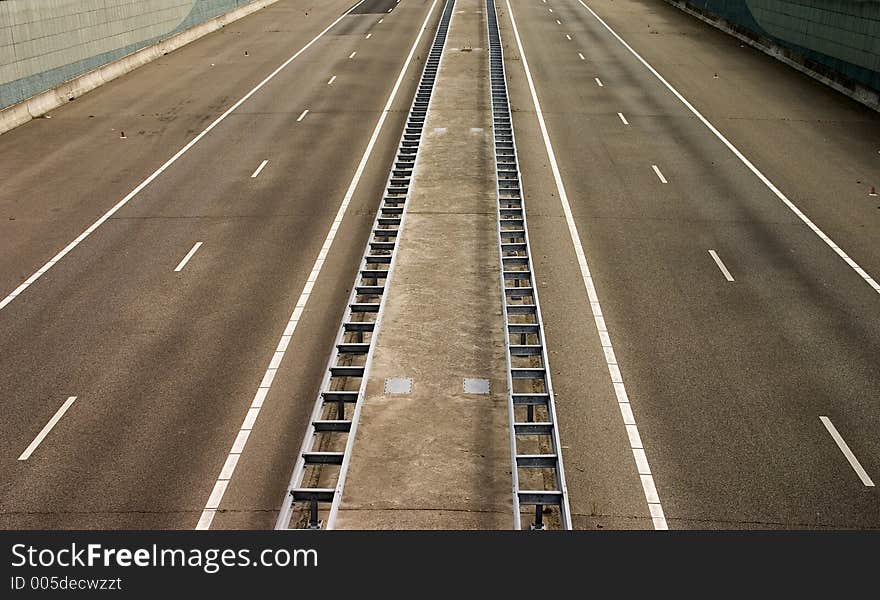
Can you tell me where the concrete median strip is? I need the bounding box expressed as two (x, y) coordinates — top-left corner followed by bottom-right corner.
(331, 0), (514, 530)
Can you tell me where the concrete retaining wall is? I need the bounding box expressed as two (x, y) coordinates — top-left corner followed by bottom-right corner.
(0, 0), (278, 134)
(665, 0), (880, 110)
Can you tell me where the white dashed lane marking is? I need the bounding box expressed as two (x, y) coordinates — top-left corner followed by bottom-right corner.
(174, 242), (203, 272)
(820, 417), (875, 487)
(651, 164), (667, 184)
(709, 250), (735, 282)
(250, 159), (269, 178)
(18, 397), (77, 461)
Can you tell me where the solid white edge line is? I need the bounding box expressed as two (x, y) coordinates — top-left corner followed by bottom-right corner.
(505, 0), (668, 530)
(174, 242), (203, 272)
(819, 416), (875, 487)
(0, 1), (368, 315)
(652, 164), (667, 184)
(617, 111), (628, 125)
(250, 159), (269, 178)
(296, 109), (309, 122)
(576, 0), (880, 297)
(18, 397), (77, 461)
(708, 249), (735, 282)
(195, 0), (441, 530)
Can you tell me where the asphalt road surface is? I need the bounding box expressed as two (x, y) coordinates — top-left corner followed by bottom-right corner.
(0, 0), (441, 529)
(0, 0), (877, 530)
(501, 0), (880, 528)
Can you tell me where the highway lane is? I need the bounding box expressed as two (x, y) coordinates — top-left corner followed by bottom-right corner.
(501, 0), (880, 528)
(0, 0), (359, 299)
(0, 0), (440, 528)
(575, 0), (880, 282)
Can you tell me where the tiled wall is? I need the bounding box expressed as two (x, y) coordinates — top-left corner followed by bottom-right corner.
(678, 0), (880, 93)
(0, 0), (251, 109)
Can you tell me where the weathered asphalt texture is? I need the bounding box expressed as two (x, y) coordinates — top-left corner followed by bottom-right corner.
(0, 0), (442, 529)
(2, 0), (879, 531)
(501, 0), (880, 528)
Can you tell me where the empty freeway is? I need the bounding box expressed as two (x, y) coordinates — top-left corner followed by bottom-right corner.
(0, 0), (878, 531)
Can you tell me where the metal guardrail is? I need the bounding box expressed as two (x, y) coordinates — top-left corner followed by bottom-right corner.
(486, 0), (572, 530)
(275, 0), (457, 530)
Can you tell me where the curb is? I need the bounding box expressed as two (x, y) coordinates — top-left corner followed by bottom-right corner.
(664, 0), (880, 113)
(0, 0), (279, 136)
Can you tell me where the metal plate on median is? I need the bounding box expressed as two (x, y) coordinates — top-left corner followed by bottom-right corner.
(384, 377), (413, 395)
(463, 378), (490, 395)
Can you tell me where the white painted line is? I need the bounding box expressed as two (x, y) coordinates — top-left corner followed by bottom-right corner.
(18, 397), (77, 461)
(366, 33), (372, 39)
(594, 77), (603, 87)
(578, 52), (585, 60)
(820, 417), (875, 487)
(576, 0), (880, 297)
(327, 75), (337, 85)
(296, 109), (309, 122)
(549, 8), (553, 11)
(349, 51), (357, 59)
(0, 1), (369, 315)
(174, 242), (203, 272)
(556, 19), (561, 25)
(565, 34), (572, 40)
(709, 250), (735, 282)
(617, 112), (629, 125)
(379, 18), (384, 23)
(506, 0), (668, 530)
(195, 0), (441, 530)
(651, 164), (667, 184)
(250, 159), (269, 178)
